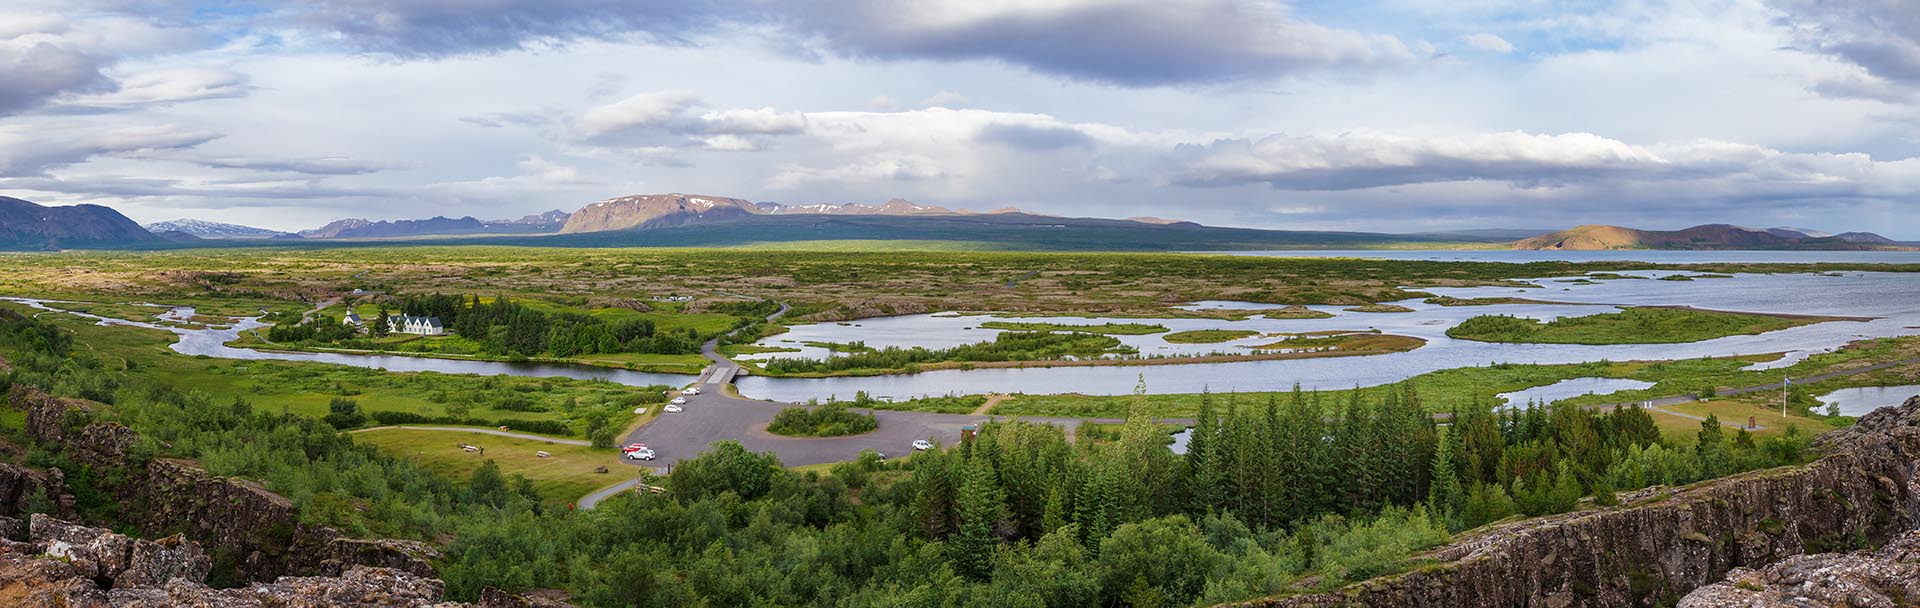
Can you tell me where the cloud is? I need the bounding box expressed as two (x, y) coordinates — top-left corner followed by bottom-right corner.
(696, 107), (807, 135)
(766, 153), (947, 189)
(191, 155), (402, 175)
(866, 95), (899, 110)
(921, 90), (969, 107)
(1174, 130), (1675, 190)
(285, 1), (1412, 86)
(287, 0), (724, 57)
(975, 122), (1094, 150)
(1773, 0), (1920, 99)
(58, 67), (249, 109)
(1460, 33), (1513, 54)
(0, 123), (219, 176)
(0, 32), (109, 115)
(577, 90), (700, 137)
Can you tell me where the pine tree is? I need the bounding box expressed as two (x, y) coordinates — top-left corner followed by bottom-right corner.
(952, 455), (1007, 580)
(1428, 427), (1464, 530)
(1185, 389), (1221, 515)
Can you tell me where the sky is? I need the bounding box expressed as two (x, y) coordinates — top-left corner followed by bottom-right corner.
(2, 1), (1919, 237)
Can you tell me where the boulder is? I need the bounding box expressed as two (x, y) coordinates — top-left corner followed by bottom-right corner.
(29, 514), (209, 589)
(1680, 530), (1920, 606)
(0, 462), (76, 519)
(288, 526), (442, 578)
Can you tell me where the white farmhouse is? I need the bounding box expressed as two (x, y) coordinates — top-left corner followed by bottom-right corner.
(341, 311), (363, 326)
(389, 315), (445, 336)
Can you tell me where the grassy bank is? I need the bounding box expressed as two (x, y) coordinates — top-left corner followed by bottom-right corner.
(1447, 306), (1850, 344)
(1164, 329), (1260, 343)
(975, 321), (1169, 334)
(350, 427), (617, 509)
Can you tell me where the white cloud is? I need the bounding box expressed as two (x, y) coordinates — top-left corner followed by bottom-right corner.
(577, 90), (700, 137)
(0, 122), (219, 176)
(766, 153), (947, 189)
(920, 90), (969, 107)
(697, 107), (806, 135)
(1460, 33), (1513, 54)
(60, 67), (249, 108)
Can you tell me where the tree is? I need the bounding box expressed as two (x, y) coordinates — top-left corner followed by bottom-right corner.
(1184, 389), (1221, 516)
(952, 454), (1007, 580)
(467, 459), (508, 508)
(1427, 427), (1464, 529)
(1696, 414), (1730, 478)
(322, 397), (364, 429)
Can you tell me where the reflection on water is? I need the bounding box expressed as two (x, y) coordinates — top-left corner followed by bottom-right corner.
(8, 263), (1920, 404)
(737, 271), (1920, 401)
(1497, 378), (1656, 409)
(1817, 385), (1920, 417)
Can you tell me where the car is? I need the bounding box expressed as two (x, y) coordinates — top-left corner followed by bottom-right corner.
(625, 448), (656, 461)
(664, 404), (684, 413)
(669, 397), (687, 405)
(622, 443), (647, 453)
(681, 387), (702, 395)
(911, 439), (934, 451)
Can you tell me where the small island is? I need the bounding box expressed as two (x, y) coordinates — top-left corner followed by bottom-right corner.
(976, 321), (1169, 334)
(1164, 329), (1261, 343)
(1446, 306), (1854, 344)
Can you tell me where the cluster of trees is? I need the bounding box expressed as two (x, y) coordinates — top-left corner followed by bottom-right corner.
(270, 294), (708, 359)
(766, 401), (878, 436)
(760, 331), (1132, 374)
(265, 313), (361, 343)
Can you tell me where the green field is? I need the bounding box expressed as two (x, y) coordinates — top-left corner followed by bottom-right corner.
(351, 427), (622, 508)
(1163, 329), (1260, 343)
(1447, 306), (1845, 344)
(975, 321), (1170, 334)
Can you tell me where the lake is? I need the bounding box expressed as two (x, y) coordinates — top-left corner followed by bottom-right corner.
(1816, 385), (1920, 416)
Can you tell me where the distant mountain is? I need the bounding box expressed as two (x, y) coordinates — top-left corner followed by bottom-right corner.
(301, 211), (569, 239)
(1513, 224), (1910, 250)
(0, 196), (163, 251)
(151, 230), (204, 243)
(1764, 226), (1832, 239)
(560, 194), (760, 233)
(1125, 216), (1198, 226)
(1831, 231), (1898, 245)
(477, 211), (1489, 251)
(144, 219), (296, 240)
(1410, 228), (1554, 241)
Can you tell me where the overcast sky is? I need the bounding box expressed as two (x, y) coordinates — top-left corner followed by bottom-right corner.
(3, 1), (1919, 237)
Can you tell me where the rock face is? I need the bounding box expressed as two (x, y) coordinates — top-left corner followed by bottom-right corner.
(0, 463), (76, 520)
(0, 196), (163, 251)
(0, 515), (568, 607)
(1226, 396), (1920, 608)
(1680, 529), (1920, 607)
(558, 193), (759, 233)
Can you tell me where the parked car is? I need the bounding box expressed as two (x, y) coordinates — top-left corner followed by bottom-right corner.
(625, 448), (656, 461)
(911, 439), (934, 451)
(681, 387), (702, 395)
(664, 404), (684, 413)
(622, 443), (647, 454)
(669, 397), (687, 405)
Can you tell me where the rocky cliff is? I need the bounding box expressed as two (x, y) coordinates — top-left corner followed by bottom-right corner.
(0, 196), (162, 251)
(0, 513), (555, 607)
(3, 384), (443, 583)
(1225, 395), (1920, 608)
(1679, 529), (1920, 606)
(558, 193), (758, 233)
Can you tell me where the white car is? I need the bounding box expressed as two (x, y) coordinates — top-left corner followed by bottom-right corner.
(911, 439), (934, 451)
(664, 404), (684, 413)
(625, 448), (656, 461)
(681, 387), (702, 395)
(670, 397), (687, 405)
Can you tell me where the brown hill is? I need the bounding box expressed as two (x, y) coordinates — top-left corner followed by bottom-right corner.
(560, 194), (758, 233)
(1511, 224), (1903, 250)
(0, 196), (162, 250)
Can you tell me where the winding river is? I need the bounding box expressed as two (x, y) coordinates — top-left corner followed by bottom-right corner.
(7, 254), (1920, 403)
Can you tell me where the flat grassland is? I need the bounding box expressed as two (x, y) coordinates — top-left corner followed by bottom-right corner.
(1163, 329), (1261, 343)
(351, 427), (620, 508)
(1446, 306), (1853, 344)
(6, 246), (1912, 326)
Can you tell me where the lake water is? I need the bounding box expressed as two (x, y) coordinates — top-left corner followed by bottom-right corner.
(8, 259), (1919, 404)
(735, 270), (1920, 401)
(1497, 378), (1657, 409)
(1816, 385), (1920, 416)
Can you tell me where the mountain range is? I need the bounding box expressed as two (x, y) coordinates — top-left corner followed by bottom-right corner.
(1, 192), (1915, 252)
(1511, 224), (1909, 251)
(0, 196), (163, 250)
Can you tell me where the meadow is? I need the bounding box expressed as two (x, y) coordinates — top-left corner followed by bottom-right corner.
(1446, 306), (1847, 344)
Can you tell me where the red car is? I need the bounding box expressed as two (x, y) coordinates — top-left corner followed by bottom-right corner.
(622, 443), (648, 453)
